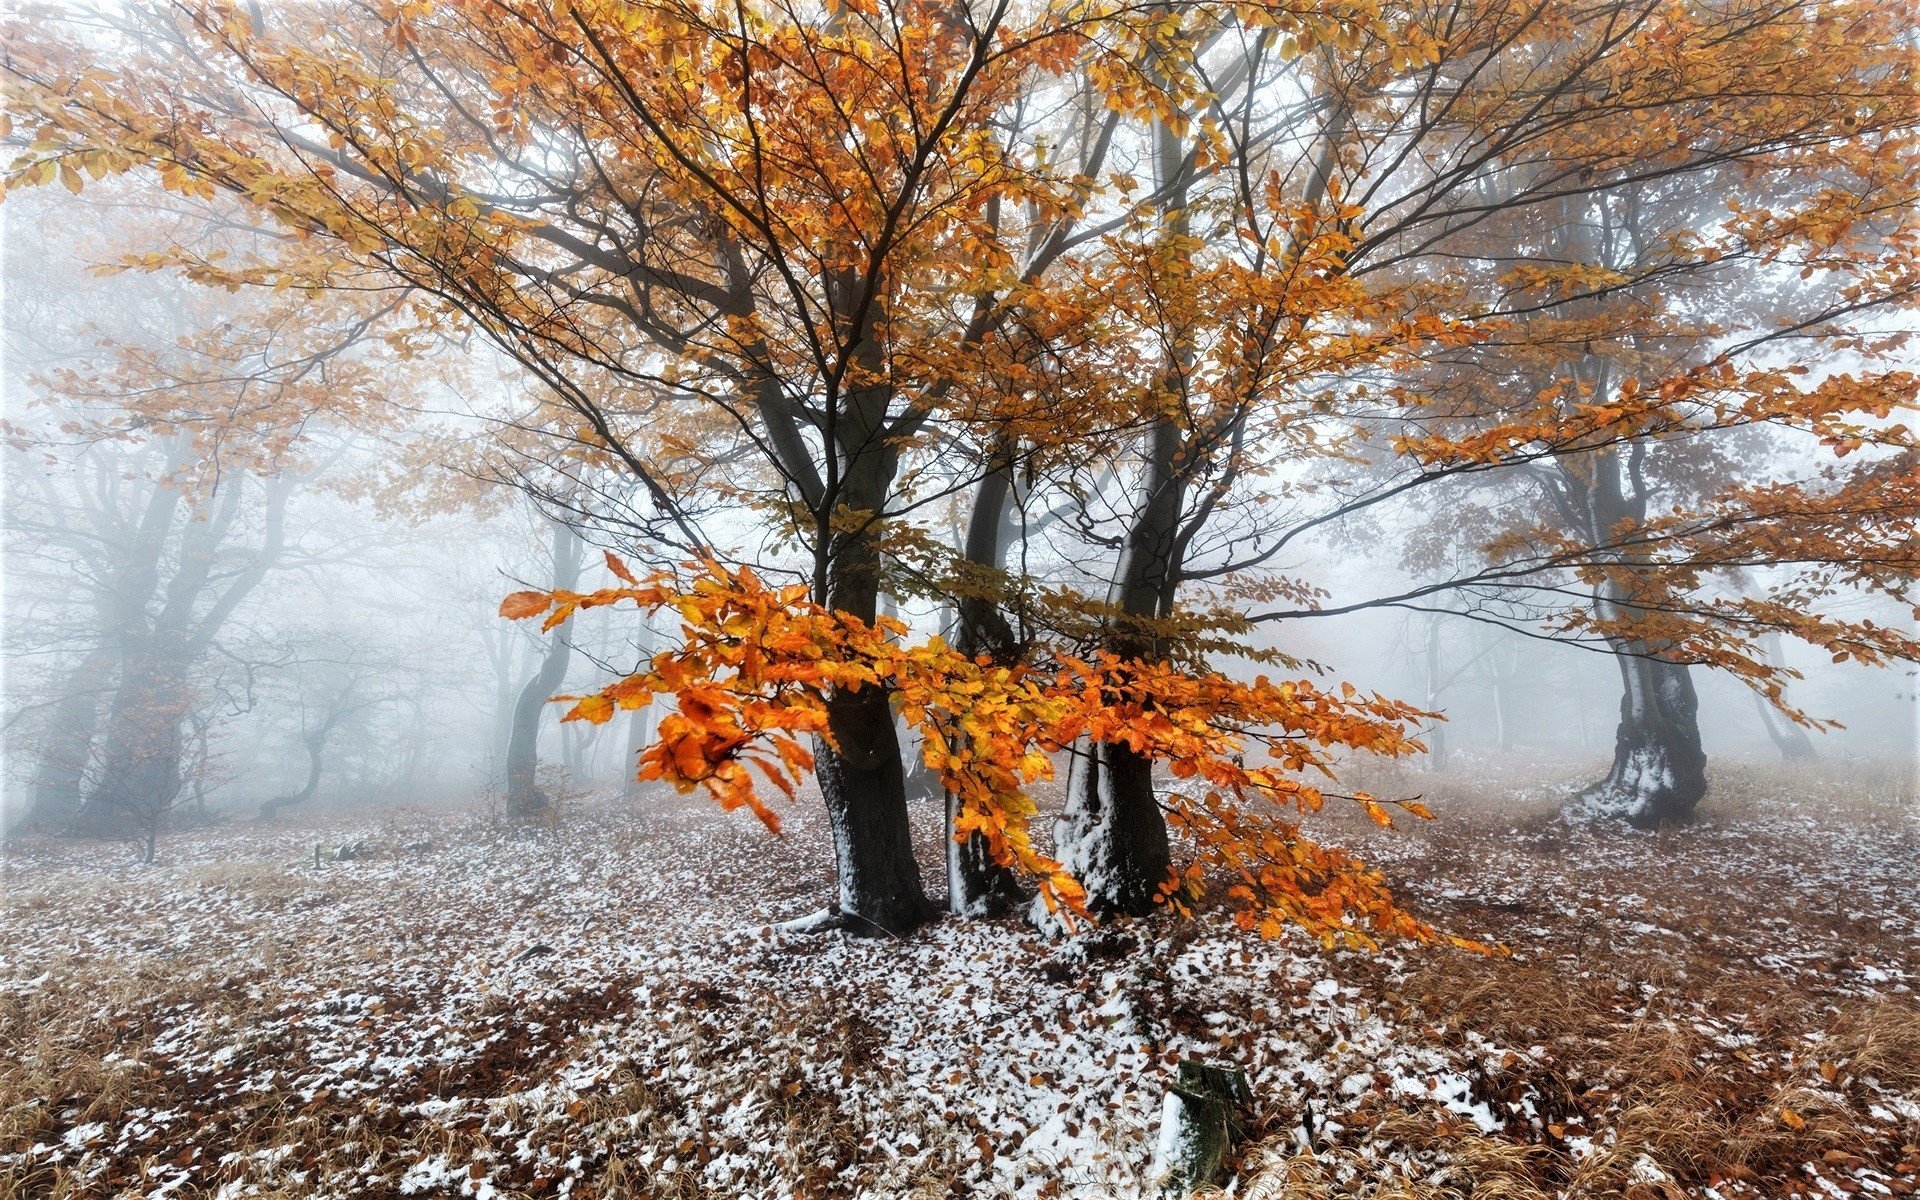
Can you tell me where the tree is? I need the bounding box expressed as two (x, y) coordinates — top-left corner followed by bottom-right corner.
(257, 641), (393, 821)
(4, 0), (1228, 930)
(0, 190), (408, 844)
(503, 518), (585, 819)
(8, 0), (1917, 924)
(502, 556), (1481, 948)
(1008, 0), (1920, 862)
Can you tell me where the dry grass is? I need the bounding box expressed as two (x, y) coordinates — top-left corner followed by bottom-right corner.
(1, 760), (1914, 1198)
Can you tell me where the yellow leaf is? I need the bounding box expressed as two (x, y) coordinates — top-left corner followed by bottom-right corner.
(569, 694), (614, 724)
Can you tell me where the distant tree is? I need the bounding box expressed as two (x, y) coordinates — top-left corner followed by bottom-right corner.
(503, 519), (584, 820)
(0, 203), (407, 846)
(258, 641), (393, 822)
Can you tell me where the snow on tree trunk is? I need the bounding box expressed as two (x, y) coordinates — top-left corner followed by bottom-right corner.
(946, 788), (1025, 918)
(1052, 739), (1172, 918)
(1572, 652), (1707, 828)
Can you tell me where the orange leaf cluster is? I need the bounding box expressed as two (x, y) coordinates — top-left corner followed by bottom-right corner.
(505, 557), (1487, 950)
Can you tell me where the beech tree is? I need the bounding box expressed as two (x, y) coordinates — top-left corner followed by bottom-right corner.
(3, 0), (1232, 931)
(0, 195), (407, 842)
(503, 517), (585, 819)
(1387, 149), (1917, 824)
(6, 0), (1916, 930)
(995, 0), (1920, 882)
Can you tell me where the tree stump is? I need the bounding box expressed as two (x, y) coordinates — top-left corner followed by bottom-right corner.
(1150, 1059), (1252, 1197)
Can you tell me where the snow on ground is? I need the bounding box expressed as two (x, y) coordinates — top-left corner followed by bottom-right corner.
(1, 761), (1915, 1198)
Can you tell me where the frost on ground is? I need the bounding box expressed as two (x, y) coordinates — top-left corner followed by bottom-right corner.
(1, 759), (1916, 1199)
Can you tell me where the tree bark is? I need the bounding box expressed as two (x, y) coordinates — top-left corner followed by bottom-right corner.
(27, 645), (118, 828)
(1052, 94), (1191, 917)
(1579, 650), (1708, 827)
(818, 683), (931, 934)
(78, 647), (190, 839)
(812, 500), (931, 934)
(946, 455), (1029, 917)
(1753, 632), (1816, 761)
(1054, 416), (1181, 916)
(505, 520), (584, 820)
(1057, 740), (1174, 917)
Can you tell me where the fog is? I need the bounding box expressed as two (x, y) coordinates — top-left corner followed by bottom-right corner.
(2, 178), (1914, 838)
(2, 3), (1917, 1196)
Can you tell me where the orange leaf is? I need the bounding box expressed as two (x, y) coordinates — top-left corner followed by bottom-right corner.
(605, 550), (638, 584)
(500, 591), (550, 620)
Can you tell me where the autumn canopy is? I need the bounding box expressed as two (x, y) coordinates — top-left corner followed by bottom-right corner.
(5, 0), (1915, 936)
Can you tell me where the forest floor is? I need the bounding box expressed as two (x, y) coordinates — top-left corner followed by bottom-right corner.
(1, 757), (1916, 1200)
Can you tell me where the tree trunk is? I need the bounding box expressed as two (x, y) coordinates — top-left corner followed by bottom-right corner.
(621, 704), (653, 800)
(1052, 417), (1182, 916)
(27, 645), (117, 828)
(1577, 651), (1708, 827)
(817, 683), (931, 934)
(1423, 616), (1448, 771)
(78, 648), (189, 839)
(1051, 101), (1190, 917)
(946, 456), (1028, 917)
(812, 514), (931, 934)
(1753, 633), (1816, 761)
(259, 727), (328, 821)
(1056, 740), (1173, 917)
(505, 521), (584, 820)
(1754, 693), (1817, 761)
(621, 609), (656, 799)
(488, 632), (533, 783)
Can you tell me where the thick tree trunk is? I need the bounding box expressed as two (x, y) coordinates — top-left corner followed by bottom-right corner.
(78, 649), (189, 840)
(1051, 105), (1190, 917)
(27, 645), (118, 829)
(505, 522), (584, 820)
(1056, 740), (1173, 917)
(1577, 651), (1707, 827)
(818, 684), (931, 934)
(811, 514), (931, 935)
(1052, 418), (1181, 915)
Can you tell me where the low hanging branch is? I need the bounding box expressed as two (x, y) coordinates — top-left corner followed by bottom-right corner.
(502, 553), (1492, 952)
